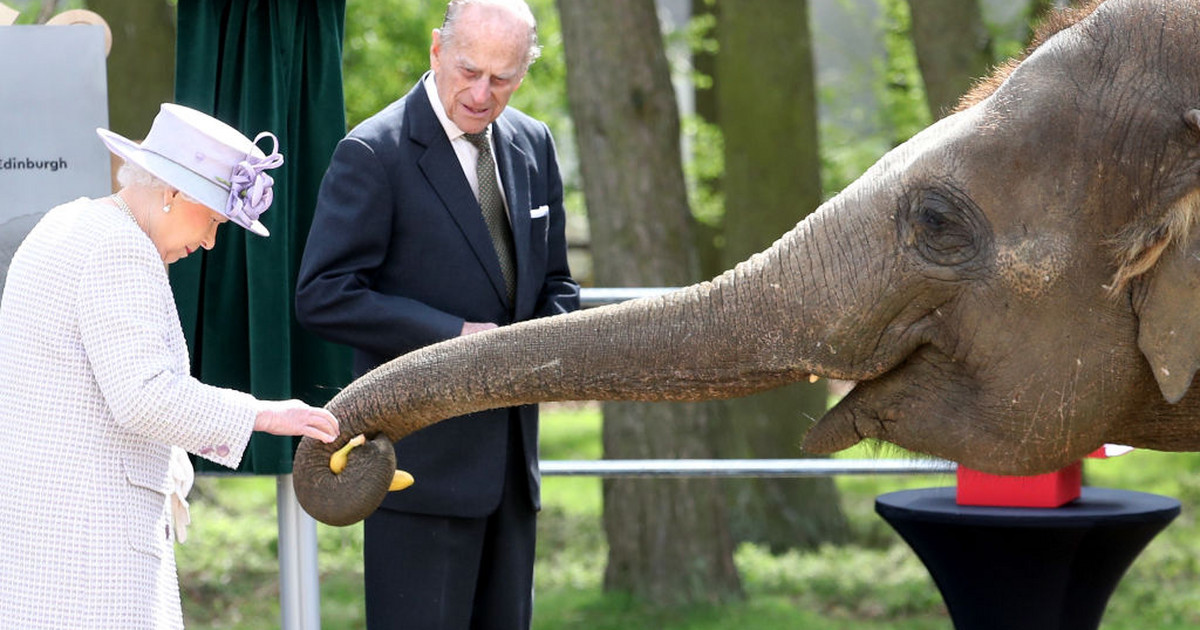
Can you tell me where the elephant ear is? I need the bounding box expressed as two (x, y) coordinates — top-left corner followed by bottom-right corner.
(1136, 227), (1200, 403)
(1132, 109), (1200, 404)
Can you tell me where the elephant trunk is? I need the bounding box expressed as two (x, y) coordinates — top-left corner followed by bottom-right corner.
(294, 197), (900, 526)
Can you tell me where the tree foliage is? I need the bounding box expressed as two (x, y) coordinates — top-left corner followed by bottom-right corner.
(341, 0), (440, 129)
(341, 0), (585, 228)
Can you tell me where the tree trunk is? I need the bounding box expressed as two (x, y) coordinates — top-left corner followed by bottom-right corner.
(713, 0), (849, 552)
(86, 0), (176, 139)
(557, 0), (742, 605)
(905, 0), (992, 119)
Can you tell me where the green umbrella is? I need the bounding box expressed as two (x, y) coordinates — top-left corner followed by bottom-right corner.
(172, 0), (353, 474)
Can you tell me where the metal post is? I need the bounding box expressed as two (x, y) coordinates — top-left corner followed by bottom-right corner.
(277, 474), (321, 630)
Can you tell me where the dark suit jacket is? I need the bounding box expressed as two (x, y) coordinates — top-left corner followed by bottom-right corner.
(295, 78), (579, 517)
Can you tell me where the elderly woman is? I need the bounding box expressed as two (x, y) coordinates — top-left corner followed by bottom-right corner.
(0, 104), (338, 629)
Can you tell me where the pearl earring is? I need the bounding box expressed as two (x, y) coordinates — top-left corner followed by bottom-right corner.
(162, 204), (171, 214)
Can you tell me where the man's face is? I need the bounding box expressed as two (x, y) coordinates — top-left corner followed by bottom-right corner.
(429, 6), (528, 134)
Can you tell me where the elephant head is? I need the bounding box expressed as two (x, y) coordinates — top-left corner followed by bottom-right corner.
(295, 0), (1200, 526)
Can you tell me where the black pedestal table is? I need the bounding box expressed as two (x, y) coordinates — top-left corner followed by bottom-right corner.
(875, 487), (1180, 630)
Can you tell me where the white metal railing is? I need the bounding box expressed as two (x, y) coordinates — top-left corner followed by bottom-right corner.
(578, 286), (678, 307)
(541, 458), (955, 477)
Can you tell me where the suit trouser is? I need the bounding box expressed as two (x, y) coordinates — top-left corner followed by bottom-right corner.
(363, 420), (536, 630)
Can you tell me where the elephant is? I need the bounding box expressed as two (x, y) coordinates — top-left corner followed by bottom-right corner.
(294, 0), (1200, 527)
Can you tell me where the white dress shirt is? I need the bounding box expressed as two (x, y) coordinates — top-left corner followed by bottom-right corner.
(424, 71), (512, 223)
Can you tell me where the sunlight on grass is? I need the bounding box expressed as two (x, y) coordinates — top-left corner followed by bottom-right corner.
(541, 402), (605, 517)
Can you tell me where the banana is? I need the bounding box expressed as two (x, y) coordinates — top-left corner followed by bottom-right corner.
(390, 470), (415, 492)
(329, 434), (366, 474)
(328, 433), (416, 492)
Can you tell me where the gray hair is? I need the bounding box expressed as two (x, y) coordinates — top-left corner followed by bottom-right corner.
(115, 161), (200, 204)
(116, 161), (167, 190)
(440, 0), (542, 71)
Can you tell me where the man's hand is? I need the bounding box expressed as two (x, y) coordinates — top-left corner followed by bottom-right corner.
(461, 321), (498, 336)
(255, 400), (339, 443)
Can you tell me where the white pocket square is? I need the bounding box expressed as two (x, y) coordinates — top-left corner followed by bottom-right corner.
(530, 205), (549, 219)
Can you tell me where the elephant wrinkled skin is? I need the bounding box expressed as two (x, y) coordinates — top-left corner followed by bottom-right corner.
(295, 0), (1200, 527)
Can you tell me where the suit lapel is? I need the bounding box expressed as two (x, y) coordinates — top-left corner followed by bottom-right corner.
(408, 82), (511, 306)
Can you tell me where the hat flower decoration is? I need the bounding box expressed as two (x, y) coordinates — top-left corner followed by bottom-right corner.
(96, 103), (285, 237)
(222, 131), (284, 230)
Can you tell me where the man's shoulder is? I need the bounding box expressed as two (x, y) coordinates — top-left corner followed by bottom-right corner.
(346, 80), (434, 143)
(498, 106), (548, 133)
(348, 96), (412, 142)
(497, 106), (553, 147)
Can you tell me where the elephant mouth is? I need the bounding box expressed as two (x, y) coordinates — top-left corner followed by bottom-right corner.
(801, 344), (971, 460)
(802, 381), (883, 454)
(802, 388), (901, 454)
(801, 341), (1089, 475)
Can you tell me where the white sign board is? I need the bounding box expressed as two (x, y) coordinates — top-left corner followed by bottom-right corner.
(0, 24), (110, 288)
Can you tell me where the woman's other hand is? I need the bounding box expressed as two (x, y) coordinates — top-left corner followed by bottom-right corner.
(254, 400), (339, 443)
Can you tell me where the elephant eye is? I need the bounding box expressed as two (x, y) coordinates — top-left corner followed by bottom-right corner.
(900, 189), (988, 268)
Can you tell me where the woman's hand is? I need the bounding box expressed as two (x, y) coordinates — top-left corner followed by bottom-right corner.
(461, 321), (498, 335)
(254, 400), (339, 443)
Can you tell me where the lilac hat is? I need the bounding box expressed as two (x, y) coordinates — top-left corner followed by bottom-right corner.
(96, 103), (284, 237)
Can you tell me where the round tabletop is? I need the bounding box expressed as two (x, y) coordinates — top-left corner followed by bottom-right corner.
(876, 486), (1181, 630)
(876, 486), (1181, 527)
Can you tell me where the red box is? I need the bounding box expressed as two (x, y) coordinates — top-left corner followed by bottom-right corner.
(955, 461), (1082, 508)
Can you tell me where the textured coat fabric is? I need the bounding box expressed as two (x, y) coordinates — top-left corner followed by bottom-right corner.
(295, 78), (579, 518)
(0, 198), (259, 629)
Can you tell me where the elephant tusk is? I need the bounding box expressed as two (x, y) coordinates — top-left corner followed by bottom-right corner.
(808, 374), (821, 384)
(390, 470), (415, 491)
(329, 434), (367, 474)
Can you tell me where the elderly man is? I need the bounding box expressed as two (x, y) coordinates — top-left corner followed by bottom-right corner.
(295, 0), (578, 628)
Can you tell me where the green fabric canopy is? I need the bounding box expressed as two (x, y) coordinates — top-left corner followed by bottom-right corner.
(172, 0), (353, 474)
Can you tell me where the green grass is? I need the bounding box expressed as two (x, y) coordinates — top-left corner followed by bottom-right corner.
(177, 403), (1200, 629)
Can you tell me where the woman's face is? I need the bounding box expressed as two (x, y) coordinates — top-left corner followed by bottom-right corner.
(153, 192), (228, 264)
